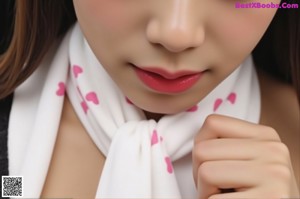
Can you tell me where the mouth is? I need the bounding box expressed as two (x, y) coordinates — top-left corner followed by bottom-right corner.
(132, 64), (204, 94)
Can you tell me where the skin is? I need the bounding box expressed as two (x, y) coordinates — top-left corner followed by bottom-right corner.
(193, 115), (297, 198)
(41, 0), (300, 198)
(73, 0), (280, 116)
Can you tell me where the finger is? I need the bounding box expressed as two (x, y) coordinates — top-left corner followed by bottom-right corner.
(193, 139), (254, 170)
(193, 139), (253, 183)
(209, 186), (289, 199)
(193, 139), (290, 188)
(208, 191), (245, 199)
(197, 176), (219, 199)
(197, 160), (258, 198)
(208, 191), (243, 199)
(197, 160), (259, 191)
(195, 114), (281, 143)
(193, 139), (290, 171)
(196, 160), (292, 198)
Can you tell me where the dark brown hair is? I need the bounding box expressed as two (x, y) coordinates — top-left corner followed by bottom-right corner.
(0, 0), (299, 102)
(0, 0), (76, 98)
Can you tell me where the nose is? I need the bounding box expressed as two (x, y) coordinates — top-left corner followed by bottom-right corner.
(146, 0), (205, 53)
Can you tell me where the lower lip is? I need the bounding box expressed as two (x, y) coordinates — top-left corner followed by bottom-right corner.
(134, 67), (202, 94)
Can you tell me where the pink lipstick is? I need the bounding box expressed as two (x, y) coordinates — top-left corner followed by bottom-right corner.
(133, 66), (202, 94)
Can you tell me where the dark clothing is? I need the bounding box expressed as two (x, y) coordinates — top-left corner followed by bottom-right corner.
(0, 94), (13, 198)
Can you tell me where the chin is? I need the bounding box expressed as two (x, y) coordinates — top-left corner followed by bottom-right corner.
(129, 92), (198, 115)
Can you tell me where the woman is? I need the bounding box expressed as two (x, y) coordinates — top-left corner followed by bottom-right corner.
(0, 0), (299, 198)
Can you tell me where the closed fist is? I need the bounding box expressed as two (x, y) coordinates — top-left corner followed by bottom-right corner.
(192, 114), (297, 199)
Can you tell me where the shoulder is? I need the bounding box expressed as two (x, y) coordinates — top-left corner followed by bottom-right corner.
(257, 69), (300, 187)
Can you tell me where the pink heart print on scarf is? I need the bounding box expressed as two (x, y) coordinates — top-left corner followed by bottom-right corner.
(85, 92), (100, 105)
(73, 65), (83, 78)
(11, 24), (260, 199)
(213, 92), (237, 112)
(56, 82), (65, 96)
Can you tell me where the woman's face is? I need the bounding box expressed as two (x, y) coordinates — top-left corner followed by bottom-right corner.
(73, 0), (279, 115)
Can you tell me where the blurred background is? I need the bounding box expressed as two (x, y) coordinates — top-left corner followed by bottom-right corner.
(0, 0), (14, 54)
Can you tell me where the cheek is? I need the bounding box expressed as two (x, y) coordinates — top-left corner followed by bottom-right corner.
(211, 8), (278, 56)
(74, 0), (131, 32)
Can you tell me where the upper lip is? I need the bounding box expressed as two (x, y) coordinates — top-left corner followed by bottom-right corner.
(133, 65), (203, 80)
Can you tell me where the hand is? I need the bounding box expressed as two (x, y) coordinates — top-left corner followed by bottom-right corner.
(192, 114), (297, 199)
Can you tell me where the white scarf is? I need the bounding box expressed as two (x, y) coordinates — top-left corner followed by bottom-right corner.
(9, 24), (260, 198)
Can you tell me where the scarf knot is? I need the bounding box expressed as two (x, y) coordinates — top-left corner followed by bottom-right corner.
(8, 23), (260, 198)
